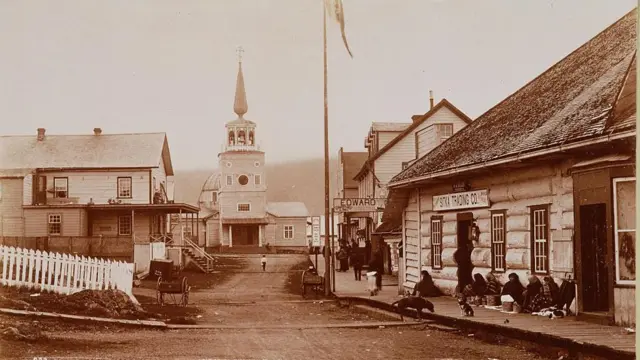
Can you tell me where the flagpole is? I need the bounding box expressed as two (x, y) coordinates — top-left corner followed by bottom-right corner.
(323, 2), (331, 297)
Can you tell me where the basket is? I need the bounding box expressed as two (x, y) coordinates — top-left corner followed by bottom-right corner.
(502, 301), (514, 312)
(486, 295), (500, 306)
(473, 296), (483, 306)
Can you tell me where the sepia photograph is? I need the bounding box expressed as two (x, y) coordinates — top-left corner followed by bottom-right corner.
(0, 1), (637, 359)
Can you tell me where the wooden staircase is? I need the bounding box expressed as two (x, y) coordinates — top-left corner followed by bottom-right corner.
(181, 237), (215, 273)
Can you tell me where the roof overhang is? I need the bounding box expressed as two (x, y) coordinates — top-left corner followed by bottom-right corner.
(389, 129), (636, 189)
(24, 203), (200, 214)
(222, 217), (271, 225)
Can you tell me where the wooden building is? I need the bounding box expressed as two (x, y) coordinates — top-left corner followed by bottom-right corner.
(0, 128), (200, 265)
(382, 10), (636, 326)
(335, 148), (367, 244)
(195, 56), (309, 252)
(352, 94), (472, 273)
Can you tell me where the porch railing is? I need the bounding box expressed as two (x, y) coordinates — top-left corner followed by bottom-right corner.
(183, 236), (214, 271)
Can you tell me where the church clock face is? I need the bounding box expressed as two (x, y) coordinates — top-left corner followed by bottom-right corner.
(238, 174), (249, 186)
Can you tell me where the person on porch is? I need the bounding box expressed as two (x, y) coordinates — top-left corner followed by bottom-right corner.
(501, 272), (525, 305)
(412, 270), (441, 297)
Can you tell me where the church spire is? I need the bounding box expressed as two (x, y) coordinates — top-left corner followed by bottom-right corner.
(233, 46), (248, 118)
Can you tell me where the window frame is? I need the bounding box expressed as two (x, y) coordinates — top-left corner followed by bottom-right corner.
(211, 191), (218, 204)
(430, 216), (443, 270)
(118, 215), (132, 236)
(529, 204), (550, 275)
(254, 174), (261, 185)
(490, 210), (507, 272)
(401, 161), (410, 170)
(284, 225), (294, 239)
(237, 203), (251, 212)
(612, 177), (636, 285)
(226, 175), (233, 186)
(48, 213), (62, 235)
(53, 177), (69, 199)
(117, 177), (133, 199)
(436, 123), (454, 143)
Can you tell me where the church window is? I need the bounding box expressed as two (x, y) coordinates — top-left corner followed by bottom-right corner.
(237, 203), (250, 212)
(248, 131), (255, 145)
(238, 175), (249, 186)
(254, 174), (261, 185)
(228, 131), (235, 145)
(226, 175), (233, 186)
(284, 225), (294, 239)
(237, 129), (246, 145)
(211, 192), (218, 204)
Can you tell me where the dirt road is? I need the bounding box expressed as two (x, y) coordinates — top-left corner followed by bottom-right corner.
(1, 254), (558, 360)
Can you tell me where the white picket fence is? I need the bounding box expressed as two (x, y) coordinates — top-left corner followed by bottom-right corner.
(0, 245), (134, 296)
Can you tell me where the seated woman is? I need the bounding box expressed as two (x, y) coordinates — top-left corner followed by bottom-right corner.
(522, 276), (543, 312)
(485, 272), (502, 295)
(501, 272), (525, 305)
(529, 276), (560, 312)
(471, 273), (488, 297)
(412, 270), (441, 297)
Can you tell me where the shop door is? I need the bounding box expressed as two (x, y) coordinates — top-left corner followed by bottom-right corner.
(232, 225), (259, 246)
(455, 215), (474, 288)
(579, 204), (609, 312)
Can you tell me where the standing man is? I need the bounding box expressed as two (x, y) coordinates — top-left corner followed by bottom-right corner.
(261, 255), (267, 271)
(351, 251), (363, 281)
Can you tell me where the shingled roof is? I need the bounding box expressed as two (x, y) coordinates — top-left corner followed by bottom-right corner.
(0, 131), (174, 175)
(266, 202), (309, 218)
(390, 9), (637, 185)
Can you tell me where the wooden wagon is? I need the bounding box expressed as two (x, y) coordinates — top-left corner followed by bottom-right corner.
(155, 271), (190, 307)
(301, 270), (324, 298)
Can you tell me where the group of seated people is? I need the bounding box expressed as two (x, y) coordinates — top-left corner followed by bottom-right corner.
(413, 270), (575, 314)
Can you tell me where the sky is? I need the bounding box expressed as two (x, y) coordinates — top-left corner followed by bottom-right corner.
(0, 0), (636, 170)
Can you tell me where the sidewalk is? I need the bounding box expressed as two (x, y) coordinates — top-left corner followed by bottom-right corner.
(312, 255), (636, 359)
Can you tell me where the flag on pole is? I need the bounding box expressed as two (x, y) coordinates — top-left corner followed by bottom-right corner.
(324, 0), (353, 58)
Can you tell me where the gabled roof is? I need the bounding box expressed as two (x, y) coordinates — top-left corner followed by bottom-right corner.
(608, 54), (636, 131)
(341, 151), (368, 189)
(355, 99), (472, 181)
(266, 202), (309, 218)
(0, 132), (175, 175)
(371, 122), (412, 132)
(391, 9), (637, 185)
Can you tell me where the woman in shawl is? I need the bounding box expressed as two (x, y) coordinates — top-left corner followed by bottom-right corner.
(530, 276), (560, 312)
(412, 270), (441, 297)
(471, 273), (488, 297)
(522, 275), (543, 312)
(485, 272), (502, 295)
(501, 272), (525, 305)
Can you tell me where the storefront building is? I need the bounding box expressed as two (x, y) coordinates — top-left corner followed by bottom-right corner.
(382, 10), (636, 326)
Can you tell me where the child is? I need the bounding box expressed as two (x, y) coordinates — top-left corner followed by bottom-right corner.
(261, 255), (267, 271)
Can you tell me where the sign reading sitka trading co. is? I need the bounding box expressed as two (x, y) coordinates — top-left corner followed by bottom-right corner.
(432, 189), (489, 211)
(333, 198), (387, 213)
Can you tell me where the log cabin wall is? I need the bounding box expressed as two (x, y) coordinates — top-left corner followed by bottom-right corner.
(403, 160), (575, 299)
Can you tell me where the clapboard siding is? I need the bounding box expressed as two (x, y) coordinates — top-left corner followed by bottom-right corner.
(23, 208), (85, 237)
(90, 212), (150, 240)
(219, 192), (267, 218)
(0, 178), (25, 236)
(22, 174), (33, 206)
(274, 218), (308, 246)
(151, 158), (167, 200)
(206, 219), (221, 247)
(42, 170), (150, 205)
(378, 131), (400, 149)
(415, 107), (469, 159)
(614, 287), (635, 327)
(403, 189), (420, 287)
(376, 107), (470, 186)
(413, 161), (575, 295)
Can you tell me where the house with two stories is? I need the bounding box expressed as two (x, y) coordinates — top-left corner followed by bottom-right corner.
(382, 9), (636, 327)
(335, 147), (368, 246)
(352, 93), (472, 275)
(0, 128), (206, 270)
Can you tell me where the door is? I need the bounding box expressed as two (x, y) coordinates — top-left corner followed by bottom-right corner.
(579, 204), (609, 312)
(232, 225), (258, 245)
(456, 214), (474, 288)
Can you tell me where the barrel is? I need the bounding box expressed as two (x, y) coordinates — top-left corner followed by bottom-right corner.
(486, 295), (501, 306)
(502, 301), (514, 312)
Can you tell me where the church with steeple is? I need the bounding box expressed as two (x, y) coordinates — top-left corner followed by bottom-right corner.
(196, 49), (309, 251)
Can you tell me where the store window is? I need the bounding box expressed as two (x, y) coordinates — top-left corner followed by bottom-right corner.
(431, 216), (443, 270)
(613, 177), (636, 284)
(491, 210), (506, 272)
(530, 205), (550, 274)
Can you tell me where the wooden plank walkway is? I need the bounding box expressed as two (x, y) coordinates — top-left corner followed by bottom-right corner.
(313, 255), (636, 357)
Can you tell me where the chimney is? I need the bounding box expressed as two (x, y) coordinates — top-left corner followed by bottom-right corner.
(93, 128), (102, 135)
(429, 90), (434, 109)
(37, 128), (45, 141)
(411, 115), (422, 123)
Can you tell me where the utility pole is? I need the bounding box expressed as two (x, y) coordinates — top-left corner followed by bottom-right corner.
(322, 4), (331, 297)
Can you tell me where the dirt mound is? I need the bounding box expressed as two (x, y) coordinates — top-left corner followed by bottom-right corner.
(0, 286), (147, 319)
(0, 321), (45, 342)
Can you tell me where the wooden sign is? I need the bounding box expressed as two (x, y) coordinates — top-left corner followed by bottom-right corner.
(333, 198), (387, 213)
(433, 189), (489, 211)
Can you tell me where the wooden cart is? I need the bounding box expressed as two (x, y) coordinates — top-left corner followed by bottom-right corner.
(156, 272), (190, 307)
